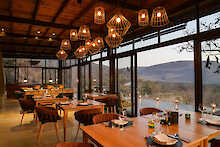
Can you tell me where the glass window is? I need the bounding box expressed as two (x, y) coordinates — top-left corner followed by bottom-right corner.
(3, 58), (15, 66)
(102, 60), (109, 92)
(85, 64), (89, 90)
(117, 44), (132, 54)
(46, 59), (58, 68)
(29, 68), (42, 84)
(135, 33), (158, 49)
(4, 67), (15, 84)
(137, 42), (195, 112)
(92, 53), (100, 60)
(46, 69), (58, 84)
(160, 20), (196, 42)
(118, 57), (132, 115)
(92, 61), (99, 91)
(102, 51), (107, 57)
(30, 59), (45, 67)
(202, 38), (220, 109)
(71, 66), (78, 94)
(200, 11), (220, 32)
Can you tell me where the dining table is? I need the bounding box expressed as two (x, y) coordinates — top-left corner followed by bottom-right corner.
(86, 93), (118, 101)
(57, 100), (105, 141)
(81, 110), (220, 147)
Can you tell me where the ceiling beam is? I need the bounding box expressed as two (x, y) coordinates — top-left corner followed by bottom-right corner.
(57, 1), (96, 38)
(42, 0), (70, 37)
(0, 15), (74, 29)
(27, 0), (40, 34)
(4, 32), (62, 41)
(0, 42), (58, 48)
(98, 0), (139, 11)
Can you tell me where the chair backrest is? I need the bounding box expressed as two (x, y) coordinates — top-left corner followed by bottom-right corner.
(18, 99), (35, 112)
(139, 107), (163, 116)
(93, 113), (119, 124)
(74, 108), (102, 125)
(36, 106), (60, 124)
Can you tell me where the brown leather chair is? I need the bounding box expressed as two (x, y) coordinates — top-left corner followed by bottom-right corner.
(210, 139), (220, 147)
(96, 95), (118, 113)
(139, 107), (163, 116)
(56, 142), (93, 147)
(74, 109), (102, 141)
(18, 98), (36, 125)
(36, 106), (61, 143)
(93, 113), (119, 124)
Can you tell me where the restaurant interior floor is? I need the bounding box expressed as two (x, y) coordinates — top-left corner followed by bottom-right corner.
(0, 98), (82, 147)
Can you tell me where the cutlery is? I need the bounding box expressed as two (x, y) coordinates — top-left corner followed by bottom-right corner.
(167, 134), (191, 143)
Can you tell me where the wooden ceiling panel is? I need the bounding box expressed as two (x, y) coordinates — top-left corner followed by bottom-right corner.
(0, 0), (10, 15)
(55, 0), (82, 24)
(36, 0), (64, 22)
(12, 23), (29, 34)
(30, 25), (48, 36)
(12, 0), (35, 19)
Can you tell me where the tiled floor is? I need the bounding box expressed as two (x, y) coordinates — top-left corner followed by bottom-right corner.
(0, 98), (83, 147)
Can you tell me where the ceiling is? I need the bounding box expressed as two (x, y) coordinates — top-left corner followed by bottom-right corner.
(0, 0), (219, 59)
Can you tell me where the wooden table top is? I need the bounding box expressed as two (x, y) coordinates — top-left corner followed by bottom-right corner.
(58, 100), (105, 111)
(81, 111), (220, 147)
(86, 93), (117, 100)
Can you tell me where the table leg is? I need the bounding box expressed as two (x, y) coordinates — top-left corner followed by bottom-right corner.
(101, 105), (105, 114)
(63, 110), (68, 141)
(83, 132), (89, 143)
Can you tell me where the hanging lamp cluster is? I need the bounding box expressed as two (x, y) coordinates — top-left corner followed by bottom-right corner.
(138, 7), (169, 27)
(56, 5), (169, 60)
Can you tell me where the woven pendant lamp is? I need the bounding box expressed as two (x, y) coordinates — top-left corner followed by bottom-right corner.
(150, 7), (169, 27)
(85, 40), (92, 50)
(70, 29), (78, 41)
(105, 30), (123, 48)
(94, 37), (104, 49)
(78, 25), (91, 40)
(107, 14), (131, 36)
(60, 39), (71, 50)
(94, 7), (105, 24)
(0, 28), (6, 37)
(74, 46), (87, 58)
(56, 49), (68, 60)
(138, 9), (149, 26)
(87, 41), (101, 55)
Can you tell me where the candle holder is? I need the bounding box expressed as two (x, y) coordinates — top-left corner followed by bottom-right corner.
(212, 103), (216, 114)
(175, 100), (179, 111)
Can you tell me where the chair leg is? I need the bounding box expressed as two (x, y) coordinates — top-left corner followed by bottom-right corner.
(37, 123), (44, 143)
(114, 106), (117, 113)
(54, 122), (60, 142)
(20, 113), (24, 125)
(74, 122), (80, 142)
(106, 107), (109, 113)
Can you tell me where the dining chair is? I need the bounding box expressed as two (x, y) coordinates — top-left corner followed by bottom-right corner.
(36, 106), (61, 143)
(139, 107), (163, 116)
(56, 142), (93, 147)
(74, 108), (102, 141)
(96, 95), (118, 113)
(18, 98), (36, 125)
(93, 113), (119, 124)
(210, 139), (220, 147)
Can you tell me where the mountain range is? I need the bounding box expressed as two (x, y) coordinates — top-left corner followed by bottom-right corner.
(137, 61), (220, 85)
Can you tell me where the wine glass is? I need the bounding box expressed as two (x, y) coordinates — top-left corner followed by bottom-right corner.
(154, 113), (161, 135)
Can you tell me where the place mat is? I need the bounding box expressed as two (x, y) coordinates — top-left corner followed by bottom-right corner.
(199, 120), (220, 127)
(105, 120), (133, 128)
(145, 136), (182, 147)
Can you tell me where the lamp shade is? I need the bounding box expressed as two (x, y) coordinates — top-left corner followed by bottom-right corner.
(56, 49), (68, 60)
(107, 14), (131, 36)
(150, 7), (169, 27)
(105, 30), (123, 48)
(60, 39), (71, 50)
(23, 77), (28, 83)
(138, 9), (149, 26)
(0, 28), (6, 37)
(78, 25), (91, 40)
(94, 37), (104, 49)
(74, 46), (87, 58)
(87, 41), (101, 55)
(70, 29), (78, 41)
(94, 7), (105, 24)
